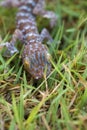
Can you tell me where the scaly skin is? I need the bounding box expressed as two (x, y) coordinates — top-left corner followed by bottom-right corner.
(0, 0), (57, 79)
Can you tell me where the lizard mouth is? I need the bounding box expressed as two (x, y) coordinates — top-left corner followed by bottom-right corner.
(33, 74), (43, 79)
(30, 63), (51, 79)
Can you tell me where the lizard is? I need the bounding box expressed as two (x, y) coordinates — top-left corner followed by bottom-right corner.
(0, 0), (57, 79)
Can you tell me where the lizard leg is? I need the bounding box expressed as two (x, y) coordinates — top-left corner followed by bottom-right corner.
(40, 28), (53, 45)
(10, 29), (24, 44)
(0, 29), (24, 57)
(0, 0), (20, 7)
(33, 0), (58, 28)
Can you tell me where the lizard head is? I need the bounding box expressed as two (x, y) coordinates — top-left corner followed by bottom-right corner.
(22, 43), (51, 79)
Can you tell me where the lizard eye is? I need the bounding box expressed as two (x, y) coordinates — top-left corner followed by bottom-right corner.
(46, 52), (51, 61)
(23, 57), (30, 70)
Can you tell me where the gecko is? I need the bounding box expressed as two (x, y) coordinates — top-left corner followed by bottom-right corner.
(0, 0), (57, 79)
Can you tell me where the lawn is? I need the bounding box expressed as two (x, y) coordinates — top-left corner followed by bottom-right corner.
(0, 0), (87, 130)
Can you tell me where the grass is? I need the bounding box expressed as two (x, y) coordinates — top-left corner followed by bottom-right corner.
(0, 0), (87, 130)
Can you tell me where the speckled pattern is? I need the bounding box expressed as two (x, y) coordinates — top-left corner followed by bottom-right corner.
(15, 1), (51, 79)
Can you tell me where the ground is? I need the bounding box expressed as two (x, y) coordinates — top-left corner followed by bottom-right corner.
(0, 0), (87, 130)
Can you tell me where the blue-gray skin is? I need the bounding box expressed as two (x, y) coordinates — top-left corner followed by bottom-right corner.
(0, 0), (57, 79)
